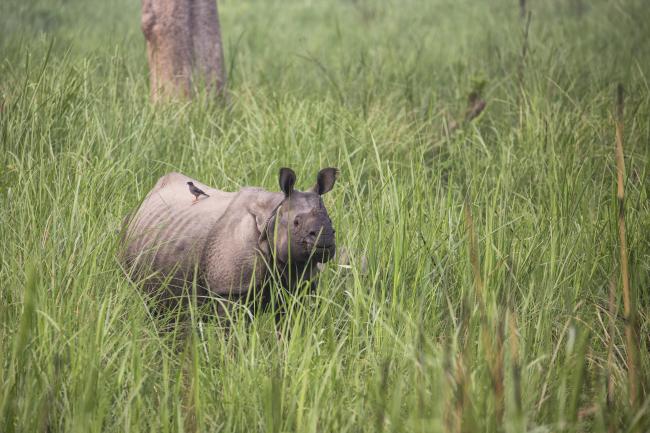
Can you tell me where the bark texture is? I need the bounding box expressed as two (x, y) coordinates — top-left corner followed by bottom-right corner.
(141, 0), (225, 101)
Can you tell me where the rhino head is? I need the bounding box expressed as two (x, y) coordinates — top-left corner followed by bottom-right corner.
(262, 167), (338, 267)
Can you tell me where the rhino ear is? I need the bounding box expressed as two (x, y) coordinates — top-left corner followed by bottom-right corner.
(279, 168), (296, 197)
(311, 167), (338, 195)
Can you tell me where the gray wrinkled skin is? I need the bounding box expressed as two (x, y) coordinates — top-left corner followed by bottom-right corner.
(121, 169), (337, 310)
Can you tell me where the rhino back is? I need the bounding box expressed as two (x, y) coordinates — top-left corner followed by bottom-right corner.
(123, 172), (236, 283)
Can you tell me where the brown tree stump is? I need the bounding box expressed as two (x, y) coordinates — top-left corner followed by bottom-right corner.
(141, 0), (226, 101)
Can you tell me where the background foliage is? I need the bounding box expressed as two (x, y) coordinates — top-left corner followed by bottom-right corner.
(1, 0), (649, 431)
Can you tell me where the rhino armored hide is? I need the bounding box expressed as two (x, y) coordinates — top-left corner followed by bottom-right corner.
(121, 168), (338, 308)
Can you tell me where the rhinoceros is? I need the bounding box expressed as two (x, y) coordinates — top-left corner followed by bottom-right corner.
(121, 168), (338, 311)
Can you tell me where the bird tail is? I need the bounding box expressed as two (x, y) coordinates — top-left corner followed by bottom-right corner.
(203, 193), (210, 197)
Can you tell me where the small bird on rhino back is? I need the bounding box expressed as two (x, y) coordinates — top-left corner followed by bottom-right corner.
(187, 181), (210, 203)
(121, 167), (338, 313)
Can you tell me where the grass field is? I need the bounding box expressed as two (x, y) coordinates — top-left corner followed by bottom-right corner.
(1, 0), (649, 431)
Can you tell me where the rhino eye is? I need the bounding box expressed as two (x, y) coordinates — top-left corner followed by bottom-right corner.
(293, 219), (300, 227)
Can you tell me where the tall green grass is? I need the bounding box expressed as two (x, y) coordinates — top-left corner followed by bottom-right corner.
(1, 0), (649, 431)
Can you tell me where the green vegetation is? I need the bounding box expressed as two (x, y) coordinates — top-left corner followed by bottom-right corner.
(1, 0), (649, 431)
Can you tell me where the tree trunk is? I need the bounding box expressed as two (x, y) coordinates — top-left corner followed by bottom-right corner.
(141, 0), (226, 101)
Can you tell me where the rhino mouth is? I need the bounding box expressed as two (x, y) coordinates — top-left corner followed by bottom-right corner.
(304, 242), (334, 250)
(302, 241), (335, 259)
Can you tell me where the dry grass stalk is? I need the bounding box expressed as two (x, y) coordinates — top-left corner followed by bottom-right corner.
(509, 310), (523, 415)
(463, 200), (504, 426)
(443, 345), (455, 433)
(518, 11), (532, 88)
(446, 91), (487, 135)
(614, 84), (638, 408)
(606, 275), (618, 432)
(454, 354), (467, 433)
(463, 200), (484, 302)
(493, 316), (505, 423)
(443, 343), (465, 433)
(464, 92), (487, 123)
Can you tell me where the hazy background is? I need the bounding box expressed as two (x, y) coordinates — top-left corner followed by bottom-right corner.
(1, 1), (649, 432)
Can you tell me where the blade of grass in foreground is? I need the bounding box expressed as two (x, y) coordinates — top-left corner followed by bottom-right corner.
(1, 262), (38, 433)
